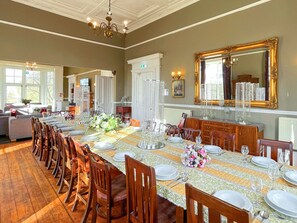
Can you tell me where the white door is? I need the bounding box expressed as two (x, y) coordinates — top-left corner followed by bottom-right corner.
(128, 53), (163, 122)
(95, 74), (115, 114)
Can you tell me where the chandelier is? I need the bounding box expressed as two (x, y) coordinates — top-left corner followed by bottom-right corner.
(222, 55), (238, 68)
(26, 62), (37, 70)
(87, 0), (128, 38)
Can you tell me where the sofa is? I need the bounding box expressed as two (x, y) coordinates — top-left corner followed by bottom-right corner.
(0, 113), (11, 136)
(8, 114), (41, 141)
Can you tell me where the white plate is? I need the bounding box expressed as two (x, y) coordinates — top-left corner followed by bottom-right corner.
(156, 171), (179, 181)
(48, 121), (60, 125)
(283, 174), (297, 186)
(93, 142), (114, 150)
(69, 130), (85, 136)
(56, 123), (68, 128)
(204, 145), (222, 154)
(113, 151), (135, 162)
(133, 127), (142, 132)
(168, 136), (183, 143)
(265, 190), (297, 217)
(80, 135), (98, 142)
(214, 190), (253, 212)
(155, 164), (177, 179)
(251, 156), (276, 168)
(285, 171), (297, 184)
(60, 126), (74, 131)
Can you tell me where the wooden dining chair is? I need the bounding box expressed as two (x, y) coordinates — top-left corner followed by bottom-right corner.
(125, 156), (176, 223)
(210, 130), (236, 152)
(258, 139), (294, 165)
(47, 125), (60, 177)
(88, 151), (126, 223)
(56, 133), (77, 200)
(31, 117), (38, 153)
(185, 183), (251, 223)
(180, 128), (201, 142)
(42, 123), (51, 167)
(72, 141), (92, 222)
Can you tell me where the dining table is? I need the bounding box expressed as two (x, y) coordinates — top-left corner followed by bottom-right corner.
(43, 116), (297, 223)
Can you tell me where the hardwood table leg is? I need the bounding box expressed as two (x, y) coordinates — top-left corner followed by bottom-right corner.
(176, 206), (186, 223)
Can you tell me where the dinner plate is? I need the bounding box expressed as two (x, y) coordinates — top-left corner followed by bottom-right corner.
(56, 123), (68, 128)
(214, 190), (253, 212)
(133, 127), (142, 132)
(113, 151), (135, 162)
(168, 136), (183, 143)
(80, 135), (98, 142)
(251, 156), (276, 168)
(204, 145), (222, 154)
(283, 174), (297, 186)
(60, 126), (74, 131)
(156, 171), (179, 181)
(284, 171), (297, 184)
(265, 190), (297, 218)
(68, 130), (85, 136)
(48, 121), (60, 125)
(93, 142), (114, 150)
(155, 164), (177, 180)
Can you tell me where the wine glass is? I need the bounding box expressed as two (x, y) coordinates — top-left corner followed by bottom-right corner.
(180, 153), (189, 182)
(241, 145), (249, 163)
(267, 164), (279, 190)
(196, 135), (202, 145)
(251, 178), (263, 207)
(278, 151), (290, 172)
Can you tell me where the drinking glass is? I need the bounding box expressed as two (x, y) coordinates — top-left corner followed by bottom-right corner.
(251, 178), (263, 207)
(180, 153), (189, 181)
(196, 136), (202, 145)
(267, 164), (279, 190)
(278, 151), (290, 171)
(241, 145), (249, 163)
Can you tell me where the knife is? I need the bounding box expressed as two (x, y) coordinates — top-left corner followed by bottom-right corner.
(167, 177), (181, 187)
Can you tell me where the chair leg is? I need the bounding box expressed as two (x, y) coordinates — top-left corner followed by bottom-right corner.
(57, 161), (65, 192)
(91, 187), (97, 223)
(47, 147), (54, 170)
(52, 150), (61, 177)
(72, 170), (81, 212)
(80, 180), (93, 223)
(64, 168), (76, 203)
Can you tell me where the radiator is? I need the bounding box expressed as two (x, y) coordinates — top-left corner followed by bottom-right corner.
(279, 117), (297, 165)
(164, 107), (192, 125)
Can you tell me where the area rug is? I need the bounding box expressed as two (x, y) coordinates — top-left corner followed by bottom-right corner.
(0, 136), (11, 144)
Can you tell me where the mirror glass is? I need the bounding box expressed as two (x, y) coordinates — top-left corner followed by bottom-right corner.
(194, 37), (278, 108)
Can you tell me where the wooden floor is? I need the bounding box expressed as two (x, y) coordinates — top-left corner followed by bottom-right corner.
(0, 140), (91, 223)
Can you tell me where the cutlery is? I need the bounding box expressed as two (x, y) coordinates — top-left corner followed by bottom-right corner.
(170, 176), (189, 188)
(218, 151), (226, 156)
(259, 210), (269, 221)
(167, 177), (181, 187)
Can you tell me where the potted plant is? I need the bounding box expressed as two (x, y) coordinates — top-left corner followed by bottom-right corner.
(22, 98), (32, 105)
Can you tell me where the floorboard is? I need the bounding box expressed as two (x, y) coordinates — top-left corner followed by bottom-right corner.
(0, 140), (88, 223)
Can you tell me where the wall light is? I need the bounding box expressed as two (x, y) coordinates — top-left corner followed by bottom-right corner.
(171, 71), (183, 79)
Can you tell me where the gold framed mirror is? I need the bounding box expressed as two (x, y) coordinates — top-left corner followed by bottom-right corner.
(194, 37), (278, 108)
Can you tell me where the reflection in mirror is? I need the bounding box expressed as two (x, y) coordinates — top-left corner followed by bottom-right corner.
(195, 37), (278, 108)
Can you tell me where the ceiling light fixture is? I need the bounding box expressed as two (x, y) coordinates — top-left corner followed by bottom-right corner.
(87, 0), (128, 38)
(26, 62), (37, 70)
(222, 55), (238, 68)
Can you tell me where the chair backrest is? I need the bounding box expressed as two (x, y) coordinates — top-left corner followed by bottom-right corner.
(73, 140), (90, 173)
(185, 183), (251, 223)
(258, 139), (294, 165)
(166, 125), (180, 136)
(210, 130), (236, 152)
(177, 113), (187, 129)
(88, 152), (111, 203)
(48, 125), (57, 147)
(57, 131), (71, 161)
(125, 156), (158, 223)
(181, 128), (201, 142)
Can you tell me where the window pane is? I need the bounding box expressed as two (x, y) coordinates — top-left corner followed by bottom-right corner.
(25, 86), (40, 102)
(26, 70), (40, 84)
(46, 85), (54, 105)
(6, 86), (22, 103)
(47, 71), (54, 85)
(5, 68), (23, 83)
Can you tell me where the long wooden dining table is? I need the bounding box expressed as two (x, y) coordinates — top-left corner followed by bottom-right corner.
(70, 126), (297, 223)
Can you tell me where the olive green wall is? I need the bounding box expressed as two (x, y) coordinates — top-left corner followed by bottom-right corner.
(125, 0), (297, 139)
(0, 0), (125, 100)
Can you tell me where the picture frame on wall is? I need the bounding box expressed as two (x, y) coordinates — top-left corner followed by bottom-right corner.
(172, 79), (185, 98)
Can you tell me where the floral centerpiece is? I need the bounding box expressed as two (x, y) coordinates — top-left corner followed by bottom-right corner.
(182, 144), (211, 168)
(89, 113), (121, 132)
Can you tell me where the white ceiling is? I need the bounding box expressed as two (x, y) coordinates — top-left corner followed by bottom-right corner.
(12, 0), (200, 32)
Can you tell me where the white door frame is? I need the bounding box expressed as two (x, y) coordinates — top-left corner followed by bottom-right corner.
(127, 53), (163, 121)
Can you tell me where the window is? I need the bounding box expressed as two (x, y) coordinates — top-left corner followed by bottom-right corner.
(0, 63), (56, 108)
